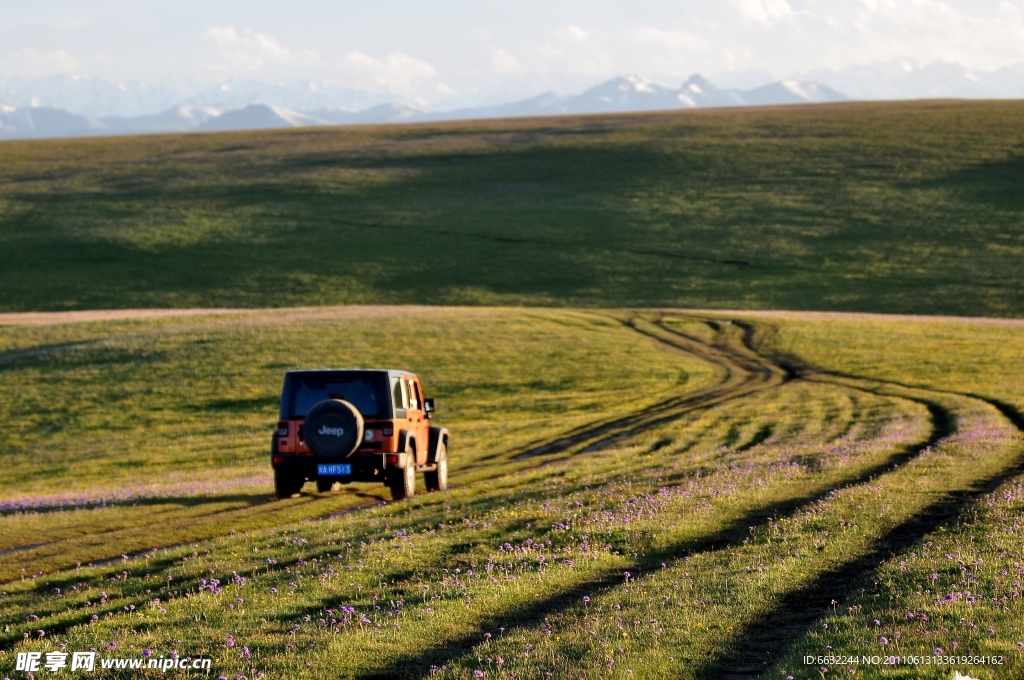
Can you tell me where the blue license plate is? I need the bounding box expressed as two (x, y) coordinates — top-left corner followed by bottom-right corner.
(317, 463), (352, 476)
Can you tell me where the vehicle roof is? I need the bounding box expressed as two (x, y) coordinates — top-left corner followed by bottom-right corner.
(285, 368), (417, 378)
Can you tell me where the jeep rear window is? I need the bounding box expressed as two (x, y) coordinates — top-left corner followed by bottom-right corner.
(289, 375), (386, 418)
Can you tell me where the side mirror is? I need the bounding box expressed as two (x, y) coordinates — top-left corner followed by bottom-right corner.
(424, 398), (435, 413)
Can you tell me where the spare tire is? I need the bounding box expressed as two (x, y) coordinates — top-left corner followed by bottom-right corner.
(303, 399), (364, 459)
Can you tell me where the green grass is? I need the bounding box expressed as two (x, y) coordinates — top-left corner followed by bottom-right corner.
(756, 311), (1024, 412)
(0, 307), (716, 578)
(1, 100), (1023, 315)
(3, 100), (1024, 677)
(2, 307), (1022, 679)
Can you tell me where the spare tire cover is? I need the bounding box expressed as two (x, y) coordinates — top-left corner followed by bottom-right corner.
(303, 399), (364, 459)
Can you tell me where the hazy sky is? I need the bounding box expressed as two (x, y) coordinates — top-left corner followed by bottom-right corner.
(2, 0), (1023, 104)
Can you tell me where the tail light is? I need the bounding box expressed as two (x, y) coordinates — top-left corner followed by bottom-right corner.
(386, 454), (399, 465)
(277, 421), (289, 437)
(272, 456), (283, 465)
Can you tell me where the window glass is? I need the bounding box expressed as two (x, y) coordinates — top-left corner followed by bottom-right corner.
(391, 377), (406, 413)
(290, 376), (383, 418)
(405, 378), (419, 410)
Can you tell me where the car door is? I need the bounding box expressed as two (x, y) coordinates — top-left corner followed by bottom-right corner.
(411, 378), (430, 464)
(403, 376), (428, 465)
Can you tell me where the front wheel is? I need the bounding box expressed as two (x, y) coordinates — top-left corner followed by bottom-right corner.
(388, 462), (416, 501)
(424, 451), (448, 492)
(274, 468), (304, 499)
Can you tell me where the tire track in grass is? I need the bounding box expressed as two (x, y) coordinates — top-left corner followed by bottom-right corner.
(356, 322), (957, 678)
(14, 313), (1011, 679)
(4, 313), (972, 675)
(653, 315), (1024, 676)
(40, 342), (912, 677)
(0, 490), (388, 584)
(362, 409), (952, 679)
(382, 315), (1017, 679)
(0, 382), (943, 664)
(683, 317), (1024, 678)
(699, 410), (1024, 677)
(506, 313), (785, 461)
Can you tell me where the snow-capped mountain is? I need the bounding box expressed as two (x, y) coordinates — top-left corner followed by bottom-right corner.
(543, 74), (748, 113)
(736, 80), (847, 106)
(198, 104), (329, 132)
(674, 75), (745, 107)
(555, 75), (694, 113)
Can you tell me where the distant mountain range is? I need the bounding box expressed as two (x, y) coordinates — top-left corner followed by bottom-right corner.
(0, 73), (851, 140)
(4, 57), (1024, 140)
(418, 75), (847, 121)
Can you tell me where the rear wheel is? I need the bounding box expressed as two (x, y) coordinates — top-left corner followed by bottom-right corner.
(388, 459), (416, 501)
(316, 478), (338, 493)
(424, 446), (448, 492)
(274, 469), (304, 499)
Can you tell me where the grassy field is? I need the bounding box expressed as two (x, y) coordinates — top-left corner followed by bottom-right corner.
(2, 307), (1022, 679)
(1, 100), (1023, 316)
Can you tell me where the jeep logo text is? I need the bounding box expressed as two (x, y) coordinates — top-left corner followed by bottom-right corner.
(318, 425), (345, 437)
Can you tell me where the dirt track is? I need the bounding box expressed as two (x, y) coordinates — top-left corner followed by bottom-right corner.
(4, 305), (1024, 327)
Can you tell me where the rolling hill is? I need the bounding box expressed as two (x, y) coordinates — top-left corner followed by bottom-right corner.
(0, 99), (1022, 316)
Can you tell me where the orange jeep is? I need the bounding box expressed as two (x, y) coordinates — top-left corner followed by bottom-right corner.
(271, 369), (449, 500)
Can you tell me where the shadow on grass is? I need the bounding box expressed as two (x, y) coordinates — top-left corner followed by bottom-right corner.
(0, 491), (275, 516)
(0, 340), (162, 373)
(925, 154), (1024, 212)
(185, 395), (280, 412)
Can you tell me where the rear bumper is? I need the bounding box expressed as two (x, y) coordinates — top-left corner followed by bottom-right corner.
(271, 452), (410, 483)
